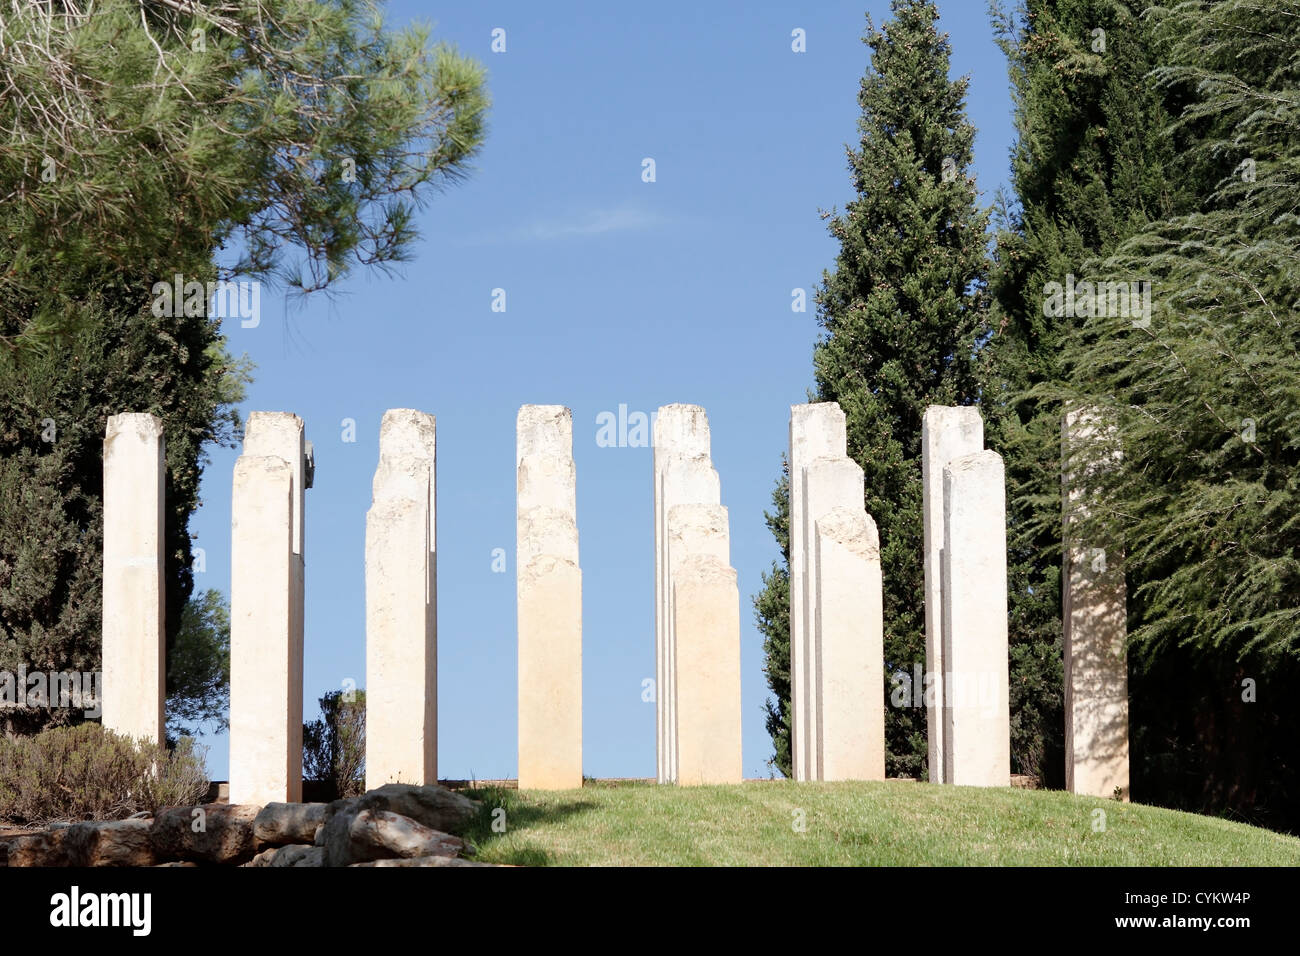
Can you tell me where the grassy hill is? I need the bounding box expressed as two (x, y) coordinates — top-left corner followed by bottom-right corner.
(460, 780), (1300, 866)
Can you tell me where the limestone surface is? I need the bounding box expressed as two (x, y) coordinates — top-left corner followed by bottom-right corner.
(941, 449), (1010, 788)
(921, 405), (983, 784)
(101, 413), (166, 746)
(516, 406), (582, 790)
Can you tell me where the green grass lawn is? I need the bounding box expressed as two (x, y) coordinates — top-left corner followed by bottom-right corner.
(459, 780), (1300, 866)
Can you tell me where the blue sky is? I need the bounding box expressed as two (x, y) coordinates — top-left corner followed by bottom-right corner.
(190, 0), (1017, 781)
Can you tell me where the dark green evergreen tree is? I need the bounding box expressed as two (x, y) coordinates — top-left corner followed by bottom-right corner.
(981, 0), (1186, 783)
(0, 0), (488, 737)
(1037, 0), (1300, 828)
(756, 0), (991, 779)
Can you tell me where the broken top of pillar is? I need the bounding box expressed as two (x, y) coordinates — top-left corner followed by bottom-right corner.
(517, 405), (573, 463)
(106, 412), (164, 445)
(517, 405), (578, 561)
(791, 402), (847, 465)
(654, 404), (711, 457)
(372, 409), (436, 548)
(814, 506), (880, 559)
(380, 408), (437, 461)
(243, 412), (306, 555)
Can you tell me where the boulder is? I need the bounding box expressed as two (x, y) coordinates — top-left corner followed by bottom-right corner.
(321, 808), (465, 867)
(327, 784), (478, 836)
(253, 802), (327, 846)
(65, 819), (155, 866)
(6, 829), (76, 867)
(245, 844), (325, 868)
(151, 804), (260, 865)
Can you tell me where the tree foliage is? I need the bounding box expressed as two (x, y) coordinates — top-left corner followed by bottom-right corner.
(0, 0), (490, 351)
(303, 689), (366, 800)
(756, 0), (991, 779)
(0, 0), (486, 737)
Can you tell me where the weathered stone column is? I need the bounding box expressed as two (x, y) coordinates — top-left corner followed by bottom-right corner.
(815, 507), (885, 782)
(517, 406), (582, 790)
(101, 413), (166, 745)
(1062, 409), (1129, 799)
(941, 450), (1010, 788)
(653, 405), (718, 784)
(788, 403), (847, 782)
(921, 405), (983, 784)
(366, 410), (437, 790)
(229, 455), (298, 805)
(801, 453), (865, 781)
(672, 553), (742, 785)
(238, 412), (308, 799)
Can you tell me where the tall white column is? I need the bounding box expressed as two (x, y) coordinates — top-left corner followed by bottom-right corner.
(366, 409), (437, 790)
(517, 405), (582, 790)
(815, 507), (885, 782)
(673, 553), (742, 786)
(941, 449), (1010, 788)
(653, 405), (717, 784)
(921, 405), (983, 783)
(788, 403), (847, 782)
(1062, 408), (1129, 799)
(101, 413), (165, 745)
(801, 454), (865, 780)
(229, 454), (298, 804)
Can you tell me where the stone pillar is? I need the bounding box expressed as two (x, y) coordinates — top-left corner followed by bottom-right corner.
(238, 412), (307, 800)
(366, 410), (437, 790)
(941, 450), (1009, 788)
(1062, 409), (1129, 799)
(653, 405), (718, 785)
(921, 405), (983, 783)
(101, 413), (166, 745)
(673, 554), (742, 785)
(801, 454), (865, 780)
(516, 405), (582, 790)
(788, 403), (847, 782)
(229, 455), (298, 805)
(815, 507), (885, 782)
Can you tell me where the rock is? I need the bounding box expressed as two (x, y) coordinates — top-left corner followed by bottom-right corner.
(253, 802), (327, 846)
(245, 844), (324, 868)
(322, 808), (465, 867)
(6, 829), (76, 867)
(275, 845), (325, 868)
(155, 861), (198, 867)
(325, 783), (478, 836)
(7, 819), (156, 867)
(350, 855), (500, 867)
(151, 804), (261, 865)
(65, 819), (155, 866)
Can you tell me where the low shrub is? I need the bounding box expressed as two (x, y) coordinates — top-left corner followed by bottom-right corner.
(0, 723), (209, 825)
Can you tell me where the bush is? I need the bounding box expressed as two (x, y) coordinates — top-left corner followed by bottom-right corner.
(303, 689), (365, 801)
(0, 723), (209, 825)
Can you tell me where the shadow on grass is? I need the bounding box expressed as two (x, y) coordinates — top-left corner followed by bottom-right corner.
(461, 787), (599, 867)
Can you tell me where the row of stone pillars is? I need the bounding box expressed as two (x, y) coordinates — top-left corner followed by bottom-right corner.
(99, 400), (1128, 798)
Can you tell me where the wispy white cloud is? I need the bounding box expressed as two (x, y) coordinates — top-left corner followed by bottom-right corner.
(462, 203), (670, 245)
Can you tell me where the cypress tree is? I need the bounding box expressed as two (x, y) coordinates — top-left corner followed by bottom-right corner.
(757, 0), (990, 779)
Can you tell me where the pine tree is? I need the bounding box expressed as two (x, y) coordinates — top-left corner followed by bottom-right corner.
(0, 0), (488, 736)
(756, 0), (991, 779)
